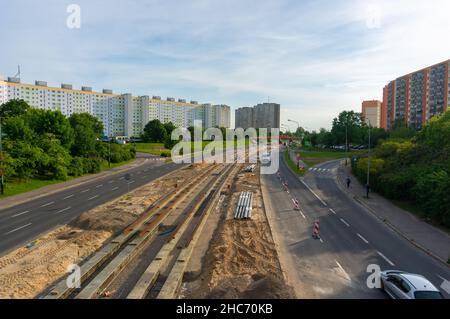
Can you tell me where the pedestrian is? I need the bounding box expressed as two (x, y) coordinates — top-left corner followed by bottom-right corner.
(365, 183), (370, 198)
(346, 177), (351, 189)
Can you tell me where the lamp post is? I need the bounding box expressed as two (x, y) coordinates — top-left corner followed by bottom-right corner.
(366, 119), (371, 198)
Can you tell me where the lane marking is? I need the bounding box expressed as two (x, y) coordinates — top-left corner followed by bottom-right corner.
(340, 218), (350, 227)
(56, 206), (71, 214)
(95, 184), (103, 188)
(12, 210), (30, 218)
(119, 177), (125, 180)
(5, 223), (32, 235)
(87, 195), (99, 201)
(108, 180), (115, 184)
(81, 189), (90, 193)
(128, 180), (135, 185)
(335, 260), (351, 281)
(357, 233), (369, 244)
(377, 251), (395, 266)
(329, 208), (336, 215)
(111, 187), (119, 191)
(40, 201), (55, 207)
(299, 210), (306, 219)
(319, 237), (324, 243)
(63, 194), (74, 199)
(300, 180), (327, 206)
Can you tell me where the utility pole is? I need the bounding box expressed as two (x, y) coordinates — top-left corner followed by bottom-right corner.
(366, 120), (371, 198)
(345, 120), (348, 153)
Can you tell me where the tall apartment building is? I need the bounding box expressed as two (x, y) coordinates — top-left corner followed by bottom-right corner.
(235, 107), (254, 129)
(204, 104), (231, 128)
(381, 59), (449, 130)
(0, 76), (231, 137)
(254, 103), (280, 130)
(235, 103), (280, 130)
(361, 100), (382, 128)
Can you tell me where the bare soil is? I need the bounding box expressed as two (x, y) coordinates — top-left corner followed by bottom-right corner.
(182, 167), (295, 299)
(0, 164), (205, 299)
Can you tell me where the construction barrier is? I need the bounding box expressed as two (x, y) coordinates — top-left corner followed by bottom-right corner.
(292, 198), (300, 211)
(312, 220), (320, 239)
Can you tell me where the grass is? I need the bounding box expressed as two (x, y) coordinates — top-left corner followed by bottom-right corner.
(135, 143), (170, 155)
(298, 149), (358, 167)
(284, 150), (306, 176)
(0, 158), (135, 200)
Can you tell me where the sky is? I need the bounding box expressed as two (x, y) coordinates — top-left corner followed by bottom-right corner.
(1, 0), (449, 130)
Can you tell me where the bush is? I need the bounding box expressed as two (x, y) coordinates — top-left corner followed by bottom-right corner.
(160, 151), (171, 157)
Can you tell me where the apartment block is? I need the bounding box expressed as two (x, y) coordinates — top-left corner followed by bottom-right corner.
(361, 100), (382, 128)
(381, 59), (449, 130)
(235, 103), (280, 130)
(0, 76), (231, 137)
(235, 107), (254, 129)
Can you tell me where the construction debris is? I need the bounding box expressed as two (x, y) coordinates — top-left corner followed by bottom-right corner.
(234, 192), (253, 220)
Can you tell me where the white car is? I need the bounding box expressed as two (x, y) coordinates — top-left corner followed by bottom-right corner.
(380, 270), (444, 299)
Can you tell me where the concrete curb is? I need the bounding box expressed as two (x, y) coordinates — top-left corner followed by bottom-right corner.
(0, 158), (153, 211)
(335, 161), (450, 268)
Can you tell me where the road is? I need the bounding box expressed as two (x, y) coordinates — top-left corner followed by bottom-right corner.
(262, 150), (450, 298)
(0, 157), (182, 257)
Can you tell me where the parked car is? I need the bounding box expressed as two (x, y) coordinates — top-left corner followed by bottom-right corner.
(380, 270), (444, 299)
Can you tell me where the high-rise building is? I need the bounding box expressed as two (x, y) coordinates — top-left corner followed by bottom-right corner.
(253, 103), (280, 130)
(381, 59), (449, 130)
(0, 76), (231, 137)
(235, 107), (254, 129)
(361, 100), (382, 128)
(235, 103), (280, 130)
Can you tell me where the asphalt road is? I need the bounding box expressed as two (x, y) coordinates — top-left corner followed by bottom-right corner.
(262, 151), (450, 298)
(0, 158), (182, 257)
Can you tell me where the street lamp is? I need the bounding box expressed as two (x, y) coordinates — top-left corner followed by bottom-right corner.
(366, 119), (371, 198)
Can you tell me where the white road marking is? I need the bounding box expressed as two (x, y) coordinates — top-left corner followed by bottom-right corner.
(340, 218), (350, 227)
(12, 210), (30, 218)
(300, 180), (327, 206)
(128, 180), (135, 185)
(108, 180), (115, 184)
(81, 189), (90, 193)
(87, 195), (99, 201)
(5, 223), (32, 235)
(357, 233), (369, 244)
(377, 251), (395, 266)
(119, 177), (125, 180)
(329, 208), (336, 215)
(299, 210), (306, 219)
(56, 206), (71, 214)
(40, 201), (55, 207)
(63, 194), (74, 199)
(111, 187), (119, 191)
(335, 260), (351, 281)
(95, 184), (103, 188)
(319, 237), (324, 243)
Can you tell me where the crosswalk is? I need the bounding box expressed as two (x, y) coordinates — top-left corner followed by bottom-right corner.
(308, 167), (335, 173)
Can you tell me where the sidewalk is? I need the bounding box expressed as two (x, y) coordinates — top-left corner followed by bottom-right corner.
(0, 157), (150, 211)
(337, 161), (450, 265)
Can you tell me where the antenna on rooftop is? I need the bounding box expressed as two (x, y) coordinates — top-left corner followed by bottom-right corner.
(13, 65), (21, 79)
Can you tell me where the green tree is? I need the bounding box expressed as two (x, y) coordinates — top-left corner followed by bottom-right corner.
(3, 116), (34, 141)
(69, 113), (104, 157)
(143, 119), (167, 143)
(331, 111), (363, 146)
(0, 99), (30, 121)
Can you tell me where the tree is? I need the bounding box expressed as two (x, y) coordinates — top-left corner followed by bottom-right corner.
(26, 109), (74, 149)
(163, 122), (176, 137)
(69, 113), (104, 157)
(0, 99), (30, 121)
(3, 116), (34, 141)
(143, 119), (167, 143)
(331, 110), (363, 146)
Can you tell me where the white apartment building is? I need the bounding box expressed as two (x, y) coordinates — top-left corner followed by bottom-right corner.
(0, 76), (231, 137)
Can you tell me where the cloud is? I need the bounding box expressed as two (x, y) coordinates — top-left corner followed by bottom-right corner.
(1, 0), (449, 130)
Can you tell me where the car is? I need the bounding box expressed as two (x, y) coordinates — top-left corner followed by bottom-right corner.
(380, 270), (444, 299)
